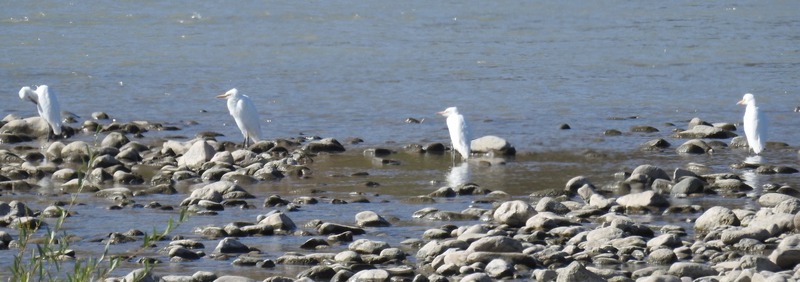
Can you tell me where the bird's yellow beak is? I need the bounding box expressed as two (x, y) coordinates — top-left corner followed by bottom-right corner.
(736, 99), (745, 105)
(436, 111), (445, 115)
(216, 93), (228, 99)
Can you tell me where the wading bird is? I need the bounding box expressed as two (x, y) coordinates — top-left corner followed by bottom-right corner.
(19, 85), (62, 140)
(216, 88), (262, 147)
(737, 93), (766, 154)
(437, 107), (470, 162)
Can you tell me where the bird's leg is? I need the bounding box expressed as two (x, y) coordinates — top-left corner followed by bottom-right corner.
(46, 128), (53, 142)
(450, 144), (456, 166)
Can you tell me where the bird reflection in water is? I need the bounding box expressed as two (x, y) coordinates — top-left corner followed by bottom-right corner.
(446, 162), (471, 188)
(741, 155), (764, 189)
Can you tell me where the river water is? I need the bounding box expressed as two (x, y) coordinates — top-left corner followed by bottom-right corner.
(1, 1), (799, 279)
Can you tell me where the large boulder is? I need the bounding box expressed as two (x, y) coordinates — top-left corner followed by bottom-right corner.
(492, 200), (536, 227)
(616, 191), (670, 209)
(302, 138), (345, 153)
(470, 135), (515, 156)
(178, 140), (215, 170)
(671, 125), (737, 139)
(694, 206), (740, 233)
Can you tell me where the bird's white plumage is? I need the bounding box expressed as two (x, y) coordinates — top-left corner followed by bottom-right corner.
(737, 93), (766, 154)
(19, 85), (62, 136)
(437, 107), (470, 161)
(217, 88), (262, 146)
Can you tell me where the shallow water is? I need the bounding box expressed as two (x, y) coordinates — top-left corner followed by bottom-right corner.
(1, 0), (799, 280)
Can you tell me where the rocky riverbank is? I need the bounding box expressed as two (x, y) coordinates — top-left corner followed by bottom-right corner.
(1, 114), (800, 281)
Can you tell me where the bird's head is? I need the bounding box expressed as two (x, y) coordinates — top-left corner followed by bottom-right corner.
(216, 88), (238, 99)
(737, 93), (755, 106)
(437, 107), (458, 117)
(18, 86), (32, 100)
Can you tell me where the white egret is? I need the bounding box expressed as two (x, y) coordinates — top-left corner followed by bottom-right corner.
(216, 88), (262, 147)
(19, 85), (62, 140)
(737, 93), (766, 154)
(437, 107), (470, 161)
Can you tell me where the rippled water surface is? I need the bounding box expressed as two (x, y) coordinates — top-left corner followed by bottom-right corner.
(1, 0), (799, 279)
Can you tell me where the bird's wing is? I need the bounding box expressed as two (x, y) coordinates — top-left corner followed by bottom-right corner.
(237, 96), (262, 142)
(753, 106), (767, 149)
(447, 114), (470, 158)
(38, 87), (63, 134)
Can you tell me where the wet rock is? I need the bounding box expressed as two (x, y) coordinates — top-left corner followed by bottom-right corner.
(758, 193), (799, 207)
(213, 237), (251, 254)
(0, 133), (33, 144)
(671, 177), (704, 195)
(687, 117), (712, 129)
(297, 265), (336, 280)
(769, 234), (800, 270)
(363, 148), (393, 157)
(526, 212), (574, 230)
(720, 227), (771, 244)
(640, 138), (671, 151)
(558, 123), (571, 130)
(302, 138), (345, 153)
(460, 273), (491, 282)
(355, 211), (391, 227)
(565, 176), (595, 193)
(535, 197), (570, 215)
(180, 181), (254, 206)
(748, 212), (794, 235)
(709, 178), (752, 192)
(263, 195), (290, 207)
(122, 268), (158, 282)
(603, 129), (622, 136)
(95, 187), (133, 200)
(257, 211), (296, 231)
(630, 125), (659, 133)
(667, 262), (717, 278)
(349, 239), (390, 254)
(470, 135), (516, 156)
(0, 117), (50, 138)
(210, 151), (234, 165)
(91, 154), (122, 168)
(481, 258), (512, 278)
(492, 200), (536, 227)
(616, 190), (669, 209)
(92, 112), (109, 120)
(350, 269), (390, 281)
(328, 231), (354, 243)
(169, 246), (202, 261)
(429, 187), (456, 197)
(676, 139), (712, 154)
(212, 276), (257, 282)
(61, 141), (91, 162)
(556, 261), (605, 282)
(423, 143), (446, 154)
(317, 222), (366, 235)
(300, 238), (328, 249)
(178, 140), (215, 170)
(729, 135), (749, 149)
(116, 147), (142, 162)
(671, 125), (736, 139)
(416, 240), (470, 263)
(631, 164), (670, 182)
(694, 206), (740, 233)
(413, 208), (479, 221)
(466, 236), (523, 253)
(646, 248), (677, 265)
(51, 168), (78, 182)
(101, 132), (130, 148)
